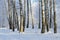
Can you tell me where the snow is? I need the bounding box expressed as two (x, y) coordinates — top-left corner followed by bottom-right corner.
(0, 0), (60, 40)
(0, 28), (59, 40)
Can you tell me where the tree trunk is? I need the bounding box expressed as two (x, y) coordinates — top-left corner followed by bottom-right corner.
(19, 0), (24, 32)
(44, 0), (49, 32)
(12, 0), (17, 31)
(50, 0), (52, 28)
(16, 12), (19, 31)
(38, 0), (40, 29)
(41, 0), (45, 33)
(13, 0), (19, 31)
(26, 0), (29, 28)
(23, 0), (26, 31)
(8, 0), (13, 29)
(53, 0), (57, 33)
(30, 0), (34, 29)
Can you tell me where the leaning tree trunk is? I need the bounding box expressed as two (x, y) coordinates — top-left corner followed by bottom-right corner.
(50, 0), (52, 28)
(41, 0), (45, 33)
(44, 0), (49, 32)
(38, 0), (41, 29)
(30, 0), (34, 29)
(19, 0), (24, 32)
(26, 0), (29, 28)
(53, 0), (57, 33)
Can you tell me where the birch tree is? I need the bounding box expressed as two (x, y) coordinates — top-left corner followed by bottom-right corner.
(23, 0), (26, 31)
(19, 0), (24, 32)
(12, 0), (17, 31)
(30, 0), (34, 29)
(13, 0), (19, 31)
(8, 0), (13, 29)
(26, 0), (29, 28)
(50, 0), (52, 28)
(53, 0), (57, 33)
(41, 0), (45, 33)
(44, 0), (49, 32)
(38, 0), (41, 29)
(16, 12), (19, 31)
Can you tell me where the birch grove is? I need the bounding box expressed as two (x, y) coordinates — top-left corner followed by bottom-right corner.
(6, 0), (57, 33)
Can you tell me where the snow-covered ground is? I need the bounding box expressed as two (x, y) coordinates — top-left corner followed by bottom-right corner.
(0, 0), (60, 40)
(0, 28), (60, 40)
